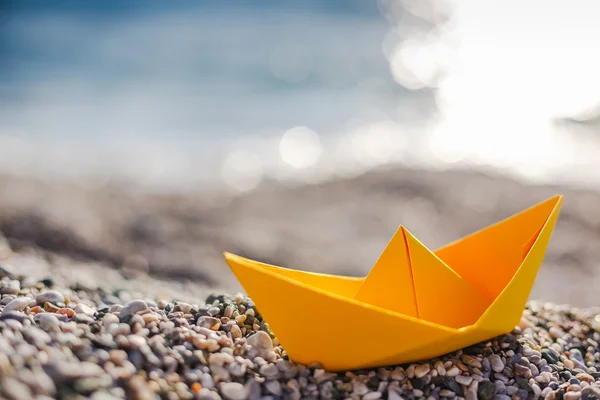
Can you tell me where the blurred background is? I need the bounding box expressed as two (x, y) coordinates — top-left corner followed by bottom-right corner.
(1, 0), (600, 306)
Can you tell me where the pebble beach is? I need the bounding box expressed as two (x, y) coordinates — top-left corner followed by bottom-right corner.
(1, 168), (600, 399)
(2, 269), (600, 400)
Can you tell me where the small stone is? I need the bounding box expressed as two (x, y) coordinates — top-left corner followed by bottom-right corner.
(391, 367), (405, 381)
(230, 324), (242, 339)
(477, 380), (497, 400)
(3, 297), (33, 313)
(461, 355), (482, 369)
(549, 327), (564, 339)
(36, 291), (64, 305)
(103, 313), (119, 326)
(265, 380), (282, 396)
(466, 380), (478, 400)
(488, 354), (504, 373)
(157, 299), (168, 309)
(221, 382), (247, 400)
(455, 375), (473, 386)
(259, 363), (279, 379)
(141, 313), (159, 324)
(197, 316), (221, 330)
(581, 386), (600, 399)
(440, 389), (456, 397)
(74, 303), (95, 317)
(363, 392), (382, 400)
(563, 392), (581, 400)
(125, 376), (155, 400)
(352, 381), (369, 396)
(73, 313), (94, 324)
(532, 383), (542, 397)
(575, 373), (594, 383)
(35, 313), (60, 330)
(542, 348), (560, 364)
(176, 302), (192, 314)
(447, 366), (460, 377)
(514, 364), (533, 379)
(119, 300), (148, 321)
(246, 331), (273, 357)
(415, 363), (431, 378)
(56, 308), (74, 318)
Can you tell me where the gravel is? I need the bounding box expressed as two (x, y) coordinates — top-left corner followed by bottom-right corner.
(1, 273), (600, 400)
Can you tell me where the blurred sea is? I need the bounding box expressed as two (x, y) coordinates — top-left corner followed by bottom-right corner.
(2, 0), (600, 193)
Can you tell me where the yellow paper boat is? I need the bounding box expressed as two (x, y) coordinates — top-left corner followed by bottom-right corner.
(223, 195), (563, 371)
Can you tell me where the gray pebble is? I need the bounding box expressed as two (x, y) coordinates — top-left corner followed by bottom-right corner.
(456, 374), (473, 386)
(220, 382), (247, 400)
(119, 299), (148, 321)
(208, 307), (221, 316)
(73, 313), (95, 324)
(74, 303), (96, 317)
(35, 291), (64, 305)
(488, 354), (504, 373)
(246, 331), (273, 357)
(259, 363), (280, 379)
(3, 297), (33, 313)
(34, 313), (60, 330)
(265, 380), (282, 396)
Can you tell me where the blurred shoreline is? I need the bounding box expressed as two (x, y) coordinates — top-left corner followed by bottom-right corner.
(1, 164), (599, 306)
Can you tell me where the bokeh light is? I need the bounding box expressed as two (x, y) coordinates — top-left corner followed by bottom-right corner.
(279, 126), (323, 169)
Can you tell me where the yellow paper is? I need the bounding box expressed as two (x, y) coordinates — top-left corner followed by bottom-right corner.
(223, 195), (563, 371)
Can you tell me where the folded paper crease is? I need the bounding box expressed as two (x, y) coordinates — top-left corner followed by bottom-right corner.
(224, 195), (563, 371)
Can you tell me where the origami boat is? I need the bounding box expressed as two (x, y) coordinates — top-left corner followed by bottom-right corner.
(224, 195), (563, 371)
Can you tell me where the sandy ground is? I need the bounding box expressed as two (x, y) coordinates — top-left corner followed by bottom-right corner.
(0, 166), (598, 306)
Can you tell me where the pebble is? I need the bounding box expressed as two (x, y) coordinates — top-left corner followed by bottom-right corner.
(3, 296), (33, 313)
(246, 331), (273, 357)
(415, 363), (430, 378)
(461, 355), (483, 369)
(440, 389), (456, 397)
(488, 354), (504, 372)
(74, 303), (96, 317)
(455, 374), (473, 386)
(35, 290), (64, 305)
(198, 316), (221, 330)
(220, 382), (247, 400)
(119, 300), (148, 321)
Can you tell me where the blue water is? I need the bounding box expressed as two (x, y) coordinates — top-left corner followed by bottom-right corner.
(0, 1), (415, 138)
(0, 1), (437, 189)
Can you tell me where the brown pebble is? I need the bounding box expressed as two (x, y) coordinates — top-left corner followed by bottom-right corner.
(44, 302), (60, 312)
(575, 373), (594, 383)
(461, 355), (482, 369)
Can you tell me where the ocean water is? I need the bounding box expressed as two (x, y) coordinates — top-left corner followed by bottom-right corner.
(1, 0), (600, 192)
